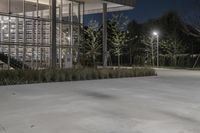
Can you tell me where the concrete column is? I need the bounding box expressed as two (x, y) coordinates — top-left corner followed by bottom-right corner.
(36, 0), (39, 69)
(64, 2), (73, 68)
(40, 11), (43, 66)
(0, 17), (3, 50)
(77, 2), (81, 64)
(103, 3), (107, 67)
(8, 0), (11, 70)
(0, 16), (4, 53)
(51, 0), (57, 68)
(59, 0), (63, 68)
(31, 13), (35, 68)
(15, 18), (19, 60)
(82, 2), (85, 25)
(22, 0), (26, 69)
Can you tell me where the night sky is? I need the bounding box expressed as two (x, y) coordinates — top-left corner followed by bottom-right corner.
(84, 0), (193, 25)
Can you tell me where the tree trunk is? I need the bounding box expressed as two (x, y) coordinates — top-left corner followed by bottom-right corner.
(118, 53), (120, 68)
(129, 48), (132, 65)
(93, 55), (96, 67)
(193, 54), (200, 68)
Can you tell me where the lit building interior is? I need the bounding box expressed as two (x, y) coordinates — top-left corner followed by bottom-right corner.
(0, 0), (135, 69)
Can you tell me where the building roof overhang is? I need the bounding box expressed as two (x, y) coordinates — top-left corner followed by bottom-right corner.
(79, 0), (136, 14)
(0, 0), (136, 15)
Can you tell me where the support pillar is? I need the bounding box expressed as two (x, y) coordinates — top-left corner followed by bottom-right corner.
(59, 1), (63, 68)
(8, 0), (11, 70)
(0, 17), (3, 53)
(40, 11), (44, 66)
(51, 0), (57, 68)
(103, 3), (107, 67)
(64, 2), (73, 68)
(31, 14), (35, 68)
(36, 0), (39, 69)
(22, 0), (26, 70)
(16, 17), (19, 60)
(77, 2), (81, 64)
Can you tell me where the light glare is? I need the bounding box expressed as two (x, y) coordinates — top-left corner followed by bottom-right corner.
(153, 31), (158, 36)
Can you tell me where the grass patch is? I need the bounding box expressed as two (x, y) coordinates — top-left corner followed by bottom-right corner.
(0, 67), (156, 86)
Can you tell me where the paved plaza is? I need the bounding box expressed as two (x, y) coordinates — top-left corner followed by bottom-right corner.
(0, 69), (200, 133)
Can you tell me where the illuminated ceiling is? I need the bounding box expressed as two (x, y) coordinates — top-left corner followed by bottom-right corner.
(0, 0), (135, 14)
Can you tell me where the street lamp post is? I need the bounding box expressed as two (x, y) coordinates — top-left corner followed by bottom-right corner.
(153, 31), (159, 67)
(151, 37), (154, 67)
(156, 34), (159, 67)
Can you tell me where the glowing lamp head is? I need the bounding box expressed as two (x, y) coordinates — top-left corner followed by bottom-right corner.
(153, 31), (158, 36)
(67, 37), (71, 41)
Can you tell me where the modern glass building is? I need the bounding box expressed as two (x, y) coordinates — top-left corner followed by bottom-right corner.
(0, 0), (135, 69)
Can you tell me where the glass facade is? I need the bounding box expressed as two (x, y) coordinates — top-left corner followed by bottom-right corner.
(0, 0), (135, 69)
(0, 0), (84, 69)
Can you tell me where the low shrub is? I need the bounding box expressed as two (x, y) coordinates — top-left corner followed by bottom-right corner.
(0, 67), (156, 86)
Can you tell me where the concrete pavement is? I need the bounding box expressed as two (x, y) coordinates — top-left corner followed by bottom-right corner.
(0, 69), (200, 133)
